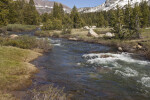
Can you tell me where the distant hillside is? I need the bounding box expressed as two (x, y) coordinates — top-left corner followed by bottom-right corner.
(19, 0), (71, 14)
(78, 0), (149, 13)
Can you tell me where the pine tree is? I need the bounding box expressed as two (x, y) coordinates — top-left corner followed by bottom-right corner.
(42, 19), (53, 30)
(52, 2), (61, 19)
(108, 10), (116, 27)
(140, 1), (149, 27)
(133, 3), (142, 38)
(29, 0), (35, 6)
(0, 0), (10, 27)
(71, 6), (84, 28)
(62, 14), (73, 28)
(41, 13), (49, 23)
(23, 0), (40, 25)
(8, 1), (18, 24)
(59, 3), (64, 18)
(124, 1), (134, 30)
(112, 5), (126, 39)
(97, 13), (108, 27)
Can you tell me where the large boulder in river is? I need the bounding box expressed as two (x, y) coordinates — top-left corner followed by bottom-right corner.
(105, 32), (114, 38)
(87, 29), (98, 38)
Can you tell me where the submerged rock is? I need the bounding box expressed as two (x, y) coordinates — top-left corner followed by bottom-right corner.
(96, 67), (111, 74)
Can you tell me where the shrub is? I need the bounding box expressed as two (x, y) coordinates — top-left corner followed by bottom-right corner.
(0, 35), (52, 52)
(42, 19), (62, 30)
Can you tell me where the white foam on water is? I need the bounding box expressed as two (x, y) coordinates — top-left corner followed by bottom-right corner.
(139, 77), (150, 87)
(49, 39), (62, 46)
(115, 67), (139, 77)
(53, 43), (61, 46)
(83, 53), (150, 66)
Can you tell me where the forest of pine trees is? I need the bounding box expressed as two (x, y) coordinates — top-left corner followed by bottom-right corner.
(0, 0), (40, 27)
(41, 3), (84, 30)
(0, 0), (150, 39)
(80, 1), (150, 39)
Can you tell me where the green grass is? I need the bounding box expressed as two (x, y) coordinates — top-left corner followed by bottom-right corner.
(2, 24), (37, 32)
(141, 28), (150, 39)
(0, 46), (41, 99)
(0, 46), (41, 90)
(0, 92), (16, 100)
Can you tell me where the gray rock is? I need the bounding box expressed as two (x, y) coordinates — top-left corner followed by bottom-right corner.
(10, 34), (19, 39)
(118, 47), (123, 51)
(87, 29), (98, 37)
(84, 26), (90, 30)
(91, 26), (96, 29)
(105, 32), (114, 38)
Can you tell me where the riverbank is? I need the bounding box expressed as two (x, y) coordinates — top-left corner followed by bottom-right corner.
(0, 32), (53, 99)
(0, 46), (42, 100)
(35, 28), (150, 60)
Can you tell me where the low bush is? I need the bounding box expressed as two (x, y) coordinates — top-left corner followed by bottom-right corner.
(0, 35), (52, 52)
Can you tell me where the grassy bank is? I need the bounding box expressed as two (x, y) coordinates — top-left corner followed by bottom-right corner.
(0, 34), (52, 99)
(0, 46), (41, 99)
(1, 24), (37, 32)
(35, 28), (150, 60)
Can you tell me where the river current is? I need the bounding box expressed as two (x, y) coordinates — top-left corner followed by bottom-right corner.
(27, 37), (150, 100)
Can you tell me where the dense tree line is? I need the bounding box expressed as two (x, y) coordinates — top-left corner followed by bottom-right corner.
(81, 1), (150, 39)
(0, 0), (149, 39)
(0, 0), (40, 27)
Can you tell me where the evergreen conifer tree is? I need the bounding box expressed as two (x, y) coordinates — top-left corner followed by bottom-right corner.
(0, 0), (10, 27)
(71, 6), (84, 28)
(140, 1), (149, 27)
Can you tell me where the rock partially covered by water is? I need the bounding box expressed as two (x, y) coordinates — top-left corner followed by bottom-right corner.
(100, 55), (113, 58)
(87, 29), (98, 37)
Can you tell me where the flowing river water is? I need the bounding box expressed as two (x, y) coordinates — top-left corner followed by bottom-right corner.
(21, 37), (150, 100)
(10, 28), (150, 100)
